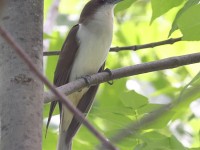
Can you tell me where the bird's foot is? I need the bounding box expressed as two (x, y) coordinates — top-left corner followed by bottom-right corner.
(104, 68), (114, 85)
(81, 75), (91, 86)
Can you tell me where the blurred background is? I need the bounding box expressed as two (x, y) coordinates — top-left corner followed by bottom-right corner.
(43, 0), (200, 149)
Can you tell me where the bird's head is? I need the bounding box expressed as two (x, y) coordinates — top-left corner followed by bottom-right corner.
(96, 0), (122, 5)
(79, 0), (122, 24)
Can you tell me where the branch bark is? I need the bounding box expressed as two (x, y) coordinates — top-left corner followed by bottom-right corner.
(43, 37), (182, 56)
(0, 1), (43, 150)
(44, 52), (200, 103)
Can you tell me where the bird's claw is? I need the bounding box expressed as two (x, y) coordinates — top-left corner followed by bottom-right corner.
(81, 75), (91, 86)
(104, 68), (114, 85)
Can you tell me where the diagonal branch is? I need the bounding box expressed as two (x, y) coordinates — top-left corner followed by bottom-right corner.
(0, 26), (118, 150)
(44, 52), (200, 103)
(43, 37), (182, 56)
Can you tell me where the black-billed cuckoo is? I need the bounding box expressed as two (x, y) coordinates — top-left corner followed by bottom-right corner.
(47, 0), (121, 149)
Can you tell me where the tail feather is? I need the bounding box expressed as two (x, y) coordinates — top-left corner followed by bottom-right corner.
(57, 131), (72, 150)
(57, 93), (84, 150)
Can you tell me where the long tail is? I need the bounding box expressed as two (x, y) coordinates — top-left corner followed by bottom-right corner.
(57, 130), (72, 150)
(57, 92), (84, 150)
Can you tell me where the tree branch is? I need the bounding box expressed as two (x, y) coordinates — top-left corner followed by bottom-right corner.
(43, 37), (182, 56)
(44, 52), (200, 103)
(110, 37), (182, 52)
(0, 26), (118, 150)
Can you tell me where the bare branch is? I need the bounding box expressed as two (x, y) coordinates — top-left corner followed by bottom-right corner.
(43, 37), (182, 56)
(44, 52), (200, 103)
(0, 26), (118, 150)
(43, 50), (60, 56)
(110, 37), (182, 52)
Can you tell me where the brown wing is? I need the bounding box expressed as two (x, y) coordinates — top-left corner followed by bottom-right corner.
(46, 24), (80, 134)
(65, 65), (105, 144)
(54, 24), (80, 86)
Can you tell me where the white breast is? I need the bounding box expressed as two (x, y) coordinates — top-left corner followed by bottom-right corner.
(69, 5), (114, 81)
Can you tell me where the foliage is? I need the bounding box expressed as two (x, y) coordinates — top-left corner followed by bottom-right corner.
(43, 0), (200, 150)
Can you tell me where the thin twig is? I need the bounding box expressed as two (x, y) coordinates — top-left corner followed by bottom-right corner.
(43, 50), (60, 56)
(44, 52), (200, 103)
(0, 26), (118, 150)
(43, 37), (182, 56)
(110, 37), (182, 52)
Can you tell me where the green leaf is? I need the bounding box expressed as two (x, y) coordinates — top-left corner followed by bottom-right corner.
(73, 125), (99, 150)
(177, 4), (200, 41)
(43, 33), (53, 39)
(92, 111), (133, 131)
(42, 126), (57, 150)
(172, 71), (200, 119)
(116, 136), (137, 150)
(137, 103), (163, 115)
(151, 0), (184, 23)
(115, 0), (137, 13)
(136, 131), (171, 150)
(169, 0), (200, 36)
(120, 91), (148, 110)
(169, 136), (187, 150)
(144, 109), (174, 129)
(178, 71), (200, 101)
(136, 132), (186, 150)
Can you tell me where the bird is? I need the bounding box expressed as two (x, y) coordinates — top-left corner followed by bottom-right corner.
(47, 0), (121, 149)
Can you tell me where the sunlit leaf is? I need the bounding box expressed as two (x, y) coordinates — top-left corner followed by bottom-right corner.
(177, 4), (200, 41)
(151, 0), (184, 23)
(135, 132), (185, 150)
(120, 91), (148, 110)
(43, 33), (53, 39)
(115, 0), (137, 13)
(42, 127), (57, 150)
(172, 71), (200, 119)
(169, 0), (200, 36)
